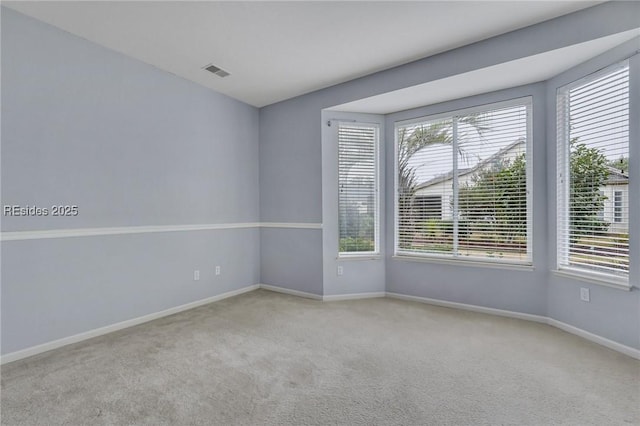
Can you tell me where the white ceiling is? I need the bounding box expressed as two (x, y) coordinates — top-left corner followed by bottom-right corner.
(331, 29), (640, 114)
(4, 1), (603, 108)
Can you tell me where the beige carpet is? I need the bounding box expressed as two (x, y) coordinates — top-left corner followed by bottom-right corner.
(1, 289), (639, 425)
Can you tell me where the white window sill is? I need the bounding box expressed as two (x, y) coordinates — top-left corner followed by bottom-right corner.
(392, 255), (534, 271)
(337, 254), (382, 261)
(552, 269), (632, 291)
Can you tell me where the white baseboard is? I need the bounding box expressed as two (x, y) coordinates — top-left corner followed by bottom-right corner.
(258, 284), (323, 300)
(323, 292), (386, 301)
(0, 284), (260, 365)
(386, 291), (639, 360)
(258, 285), (385, 302)
(3, 285), (637, 364)
(386, 292), (548, 323)
(547, 318), (640, 360)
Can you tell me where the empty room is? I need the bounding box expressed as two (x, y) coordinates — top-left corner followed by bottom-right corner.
(1, 1), (639, 425)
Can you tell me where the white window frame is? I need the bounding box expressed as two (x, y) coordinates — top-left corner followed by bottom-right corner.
(555, 60), (630, 289)
(393, 97), (533, 267)
(613, 191), (623, 223)
(337, 122), (380, 258)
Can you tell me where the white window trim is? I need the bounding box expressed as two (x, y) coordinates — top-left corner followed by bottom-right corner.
(393, 96), (533, 267)
(555, 60), (630, 287)
(613, 191), (623, 223)
(552, 268), (631, 291)
(337, 122), (381, 258)
(392, 255), (535, 271)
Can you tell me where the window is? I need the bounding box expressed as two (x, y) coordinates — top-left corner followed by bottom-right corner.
(614, 191), (623, 223)
(338, 123), (379, 255)
(395, 98), (532, 265)
(415, 196), (442, 219)
(557, 61), (629, 283)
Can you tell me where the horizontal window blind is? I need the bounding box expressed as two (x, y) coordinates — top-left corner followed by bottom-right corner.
(338, 124), (379, 255)
(396, 100), (531, 264)
(557, 62), (629, 279)
(456, 106), (529, 260)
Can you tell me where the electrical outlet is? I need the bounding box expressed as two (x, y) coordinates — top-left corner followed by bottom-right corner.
(193, 270), (200, 281)
(337, 266), (343, 276)
(580, 287), (590, 302)
(215, 266), (221, 276)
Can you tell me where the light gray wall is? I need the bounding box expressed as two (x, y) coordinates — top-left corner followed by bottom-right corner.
(385, 84), (548, 316)
(2, 230), (260, 354)
(260, 228), (323, 295)
(545, 38), (640, 350)
(1, 8), (259, 231)
(258, 97), (324, 294)
(1, 8), (260, 355)
(259, 97), (323, 224)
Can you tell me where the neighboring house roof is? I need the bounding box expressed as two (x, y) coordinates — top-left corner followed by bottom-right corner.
(414, 139), (525, 191)
(604, 165), (628, 185)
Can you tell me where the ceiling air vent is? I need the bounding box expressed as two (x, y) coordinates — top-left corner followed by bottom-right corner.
(204, 64), (230, 78)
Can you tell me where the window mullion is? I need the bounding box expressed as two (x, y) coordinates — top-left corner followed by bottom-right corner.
(452, 116), (459, 257)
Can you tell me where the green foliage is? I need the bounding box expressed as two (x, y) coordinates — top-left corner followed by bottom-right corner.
(455, 140), (611, 244)
(339, 237), (375, 253)
(569, 140), (610, 238)
(608, 157), (628, 174)
(419, 219), (463, 239)
(339, 197), (374, 248)
(458, 154), (527, 242)
(422, 219), (440, 238)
